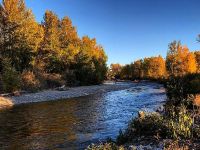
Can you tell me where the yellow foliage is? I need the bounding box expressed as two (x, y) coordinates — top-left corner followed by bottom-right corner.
(166, 41), (197, 76)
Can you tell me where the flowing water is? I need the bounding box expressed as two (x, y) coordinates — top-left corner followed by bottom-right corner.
(0, 82), (166, 150)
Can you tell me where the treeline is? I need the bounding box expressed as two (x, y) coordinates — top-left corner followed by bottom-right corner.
(109, 41), (200, 81)
(0, 0), (107, 92)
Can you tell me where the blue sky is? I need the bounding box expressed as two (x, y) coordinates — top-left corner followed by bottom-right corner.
(2, 0), (200, 65)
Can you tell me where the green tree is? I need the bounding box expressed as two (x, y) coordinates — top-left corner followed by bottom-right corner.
(2, 59), (21, 92)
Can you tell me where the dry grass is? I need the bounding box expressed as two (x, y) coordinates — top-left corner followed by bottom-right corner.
(0, 97), (13, 110)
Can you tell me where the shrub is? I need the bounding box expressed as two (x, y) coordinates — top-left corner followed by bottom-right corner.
(166, 105), (193, 139)
(116, 108), (196, 145)
(38, 73), (64, 89)
(165, 73), (200, 108)
(116, 112), (168, 145)
(63, 69), (79, 86)
(21, 71), (40, 92)
(129, 112), (166, 137)
(116, 130), (128, 145)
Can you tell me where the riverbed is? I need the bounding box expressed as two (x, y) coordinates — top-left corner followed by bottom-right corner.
(0, 82), (166, 150)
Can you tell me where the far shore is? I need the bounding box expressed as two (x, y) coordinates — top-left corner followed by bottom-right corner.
(0, 81), (135, 108)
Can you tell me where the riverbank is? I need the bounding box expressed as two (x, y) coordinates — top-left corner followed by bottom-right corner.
(4, 82), (134, 106)
(0, 97), (14, 109)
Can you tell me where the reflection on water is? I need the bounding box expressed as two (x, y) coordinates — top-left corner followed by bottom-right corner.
(0, 82), (166, 150)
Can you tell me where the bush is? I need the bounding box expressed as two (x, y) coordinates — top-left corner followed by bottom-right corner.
(21, 71), (40, 92)
(116, 108), (197, 145)
(38, 73), (64, 89)
(165, 73), (200, 107)
(166, 105), (193, 139)
(2, 59), (21, 93)
(63, 69), (79, 86)
(130, 112), (166, 136)
(116, 130), (128, 145)
(117, 112), (168, 145)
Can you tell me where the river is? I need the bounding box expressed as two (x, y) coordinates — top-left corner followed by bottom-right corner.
(0, 82), (166, 150)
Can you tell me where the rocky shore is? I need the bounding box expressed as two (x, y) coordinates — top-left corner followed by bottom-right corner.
(6, 82), (134, 105)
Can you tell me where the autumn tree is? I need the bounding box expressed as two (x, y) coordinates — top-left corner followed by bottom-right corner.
(142, 56), (166, 79)
(109, 63), (122, 79)
(166, 41), (197, 76)
(0, 0), (108, 91)
(120, 64), (132, 80)
(40, 10), (62, 73)
(73, 36), (107, 85)
(0, 0), (43, 72)
(59, 16), (80, 66)
(132, 59), (144, 79)
(194, 51), (200, 73)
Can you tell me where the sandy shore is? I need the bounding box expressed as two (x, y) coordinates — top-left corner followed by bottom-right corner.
(8, 82), (134, 105)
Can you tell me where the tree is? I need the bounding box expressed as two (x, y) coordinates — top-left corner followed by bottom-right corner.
(109, 63), (122, 79)
(166, 41), (197, 76)
(40, 10), (62, 73)
(0, 0), (108, 91)
(0, 0), (43, 72)
(120, 64), (132, 80)
(2, 58), (21, 92)
(143, 56), (166, 79)
(60, 16), (80, 48)
(65, 36), (107, 85)
(132, 59), (144, 79)
(59, 16), (80, 68)
(194, 51), (200, 73)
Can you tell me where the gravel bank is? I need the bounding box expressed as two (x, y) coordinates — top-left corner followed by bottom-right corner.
(10, 82), (134, 105)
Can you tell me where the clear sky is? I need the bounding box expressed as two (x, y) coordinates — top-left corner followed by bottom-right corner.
(3, 0), (200, 65)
